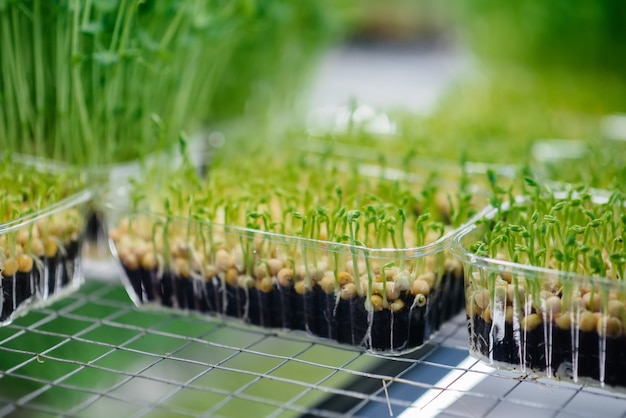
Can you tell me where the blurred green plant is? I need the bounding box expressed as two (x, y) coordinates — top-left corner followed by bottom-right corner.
(0, 0), (349, 166)
(442, 0), (626, 74)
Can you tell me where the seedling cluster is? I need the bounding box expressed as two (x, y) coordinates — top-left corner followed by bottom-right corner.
(0, 158), (89, 323)
(456, 175), (626, 387)
(108, 146), (483, 353)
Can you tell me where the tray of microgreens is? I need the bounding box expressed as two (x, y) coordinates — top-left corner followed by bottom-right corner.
(452, 174), (626, 390)
(0, 155), (91, 325)
(105, 142), (490, 354)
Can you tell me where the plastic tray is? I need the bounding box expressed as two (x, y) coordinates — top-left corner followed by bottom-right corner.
(0, 189), (92, 325)
(452, 202), (626, 390)
(106, 192), (492, 355)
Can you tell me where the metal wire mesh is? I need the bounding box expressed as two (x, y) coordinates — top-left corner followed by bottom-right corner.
(2, 269), (626, 418)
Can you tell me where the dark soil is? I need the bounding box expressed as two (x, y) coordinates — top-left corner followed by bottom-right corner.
(119, 263), (468, 354)
(471, 315), (626, 388)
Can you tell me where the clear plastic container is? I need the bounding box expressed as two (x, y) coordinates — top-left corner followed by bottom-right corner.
(107, 201), (492, 354)
(452, 211), (626, 390)
(1, 190), (92, 325)
(82, 133), (214, 259)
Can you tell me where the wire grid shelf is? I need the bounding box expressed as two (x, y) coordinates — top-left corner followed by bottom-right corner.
(2, 272), (626, 418)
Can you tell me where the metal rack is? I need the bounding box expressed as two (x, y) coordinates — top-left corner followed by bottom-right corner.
(2, 272), (626, 417)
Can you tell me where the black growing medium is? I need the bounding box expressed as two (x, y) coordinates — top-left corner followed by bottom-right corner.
(1, 239), (82, 322)
(470, 315), (626, 388)
(121, 264), (465, 353)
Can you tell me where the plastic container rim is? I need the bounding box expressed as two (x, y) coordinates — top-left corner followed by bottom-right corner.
(0, 189), (93, 235)
(451, 203), (626, 289)
(107, 202), (495, 260)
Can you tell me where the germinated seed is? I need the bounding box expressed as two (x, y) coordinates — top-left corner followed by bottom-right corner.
(415, 293), (427, 307)
(473, 289), (490, 310)
(320, 272), (336, 293)
(337, 271), (353, 286)
(578, 311), (597, 332)
(267, 258), (283, 276)
(505, 305), (514, 323)
(1, 258), (18, 277)
(583, 291), (602, 312)
(555, 312), (572, 330)
(482, 306), (492, 322)
(226, 268), (239, 286)
(258, 276), (273, 293)
(276, 268), (294, 286)
(412, 279), (430, 296)
(341, 283), (357, 300)
(390, 298), (405, 313)
(215, 249), (232, 272)
(597, 315), (622, 338)
(17, 254), (33, 273)
(544, 295), (562, 314)
(371, 294), (384, 311)
(521, 313), (542, 331)
(418, 271), (436, 288)
(386, 281), (401, 300)
(608, 299), (625, 318)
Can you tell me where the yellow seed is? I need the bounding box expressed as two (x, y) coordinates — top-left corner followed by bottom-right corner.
(238, 275), (254, 289)
(569, 296), (586, 312)
(506, 283), (524, 304)
(597, 315), (622, 338)
(578, 311), (597, 332)
(583, 292), (601, 312)
(253, 264), (268, 279)
(482, 306), (492, 322)
(555, 313), (572, 330)
(17, 254), (33, 273)
(417, 272), (435, 288)
(215, 249), (233, 272)
(521, 313), (542, 331)
(122, 252), (139, 270)
(108, 228), (121, 242)
(276, 268), (294, 287)
(295, 265), (307, 280)
(544, 296), (562, 315)
(386, 281), (401, 300)
(140, 252), (158, 270)
(444, 257), (463, 278)
(174, 257), (190, 277)
(30, 238), (44, 257)
(226, 268), (239, 286)
(341, 283), (357, 300)
(267, 258), (283, 276)
(371, 294), (384, 311)
(505, 305), (514, 323)
(390, 298), (405, 313)
(499, 270), (512, 283)
(338, 271), (353, 286)
(411, 279), (430, 296)
(608, 300), (625, 318)
(2, 258), (19, 277)
(394, 271), (410, 291)
(17, 228), (31, 245)
(371, 282), (384, 295)
(294, 280), (306, 295)
(204, 264), (217, 278)
(473, 289), (490, 310)
(384, 267), (398, 281)
(133, 239), (149, 260)
(44, 239), (58, 258)
(258, 276), (274, 293)
(320, 272), (336, 294)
